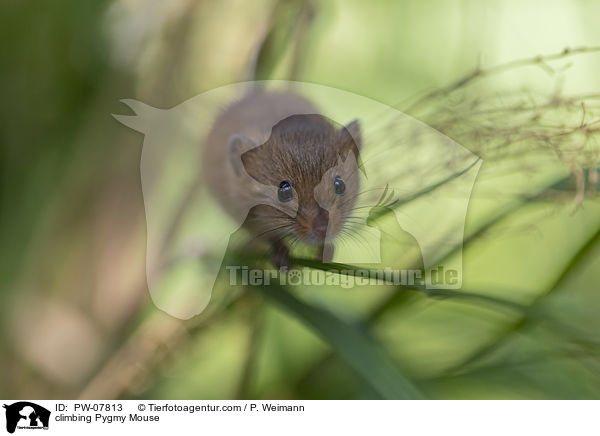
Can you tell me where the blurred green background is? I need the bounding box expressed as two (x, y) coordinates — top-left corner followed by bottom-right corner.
(1, 0), (600, 400)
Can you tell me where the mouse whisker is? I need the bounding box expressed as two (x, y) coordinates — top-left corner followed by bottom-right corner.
(338, 229), (371, 255)
(337, 189), (374, 204)
(343, 217), (366, 226)
(341, 227), (377, 257)
(249, 223), (296, 241)
(338, 187), (391, 209)
(348, 205), (380, 212)
(288, 235), (302, 254)
(244, 215), (292, 223)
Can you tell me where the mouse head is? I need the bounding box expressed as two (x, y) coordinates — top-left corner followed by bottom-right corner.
(230, 114), (363, 244)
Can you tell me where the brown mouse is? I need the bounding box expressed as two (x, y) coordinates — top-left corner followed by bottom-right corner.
(203, 90), (362, 268)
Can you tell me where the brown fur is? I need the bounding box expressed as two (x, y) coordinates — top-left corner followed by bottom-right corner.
(203, 90), (361, 267)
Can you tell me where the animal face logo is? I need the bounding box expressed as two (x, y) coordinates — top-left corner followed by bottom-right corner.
(113, 81), (481, 319)
(3, 402), (50, 434)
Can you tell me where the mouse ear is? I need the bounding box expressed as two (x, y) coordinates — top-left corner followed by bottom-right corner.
(338, 119), (366, 178)
(342, 119), (362, 150)
(228, 134), (257, 176)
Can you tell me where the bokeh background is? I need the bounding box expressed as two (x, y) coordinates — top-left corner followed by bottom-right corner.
(1, 0), (600, 399)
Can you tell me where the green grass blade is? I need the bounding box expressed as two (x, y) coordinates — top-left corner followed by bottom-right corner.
(256, 283), (423, 399)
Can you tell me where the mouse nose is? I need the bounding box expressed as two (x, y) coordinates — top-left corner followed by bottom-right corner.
(312, 207), (329, 239)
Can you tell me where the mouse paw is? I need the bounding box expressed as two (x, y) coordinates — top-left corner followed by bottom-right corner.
(271, 241), (291, 270)
(318, 243), (334, 263)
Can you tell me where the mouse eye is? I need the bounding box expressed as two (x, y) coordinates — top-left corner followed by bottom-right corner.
(278, 180), (293, 202)
(333, 175), (346, 195)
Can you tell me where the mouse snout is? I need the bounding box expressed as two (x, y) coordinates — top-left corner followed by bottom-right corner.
(311, 207), (329, 239)
(296, 205), (330, 242)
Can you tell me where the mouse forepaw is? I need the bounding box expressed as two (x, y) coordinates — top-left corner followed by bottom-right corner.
(319, 243), (334, 263)
(271, 241), (291, 270)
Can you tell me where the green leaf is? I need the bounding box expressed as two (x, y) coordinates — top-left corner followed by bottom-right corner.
(255, 282), (423, 399)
